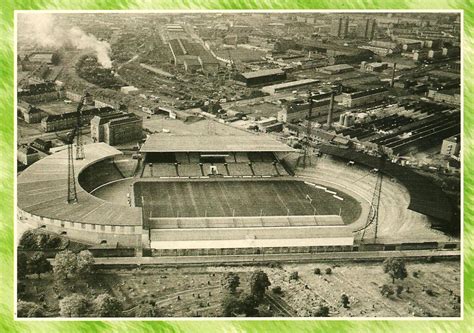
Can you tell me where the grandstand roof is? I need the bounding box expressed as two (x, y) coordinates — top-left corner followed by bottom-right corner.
(140, 134), (295, 153)
(149, 215), (344, 229)
(150, 224), (353, 249)
(17, 143), (142, 226)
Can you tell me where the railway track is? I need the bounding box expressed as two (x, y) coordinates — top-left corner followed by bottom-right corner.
(265, 292), (296, 317)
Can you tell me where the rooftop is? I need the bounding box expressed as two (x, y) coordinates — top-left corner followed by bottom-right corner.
(262, 79), (319, 90)
(140, 134), (295, 153)
(17, 143), (142, 226)
(319, 64), (354, 72)
(241, 68), (285, 79)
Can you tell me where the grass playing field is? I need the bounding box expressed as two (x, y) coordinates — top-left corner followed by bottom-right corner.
(133, 179), (361, 224)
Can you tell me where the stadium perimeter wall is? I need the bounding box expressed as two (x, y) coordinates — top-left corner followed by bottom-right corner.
(18, 209), (143, 248)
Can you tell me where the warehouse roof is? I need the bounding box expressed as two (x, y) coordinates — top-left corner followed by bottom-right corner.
(140, 134), (295, 153)
(241, 68), (285, 79)
(319, 64), (354, 72)
(263, 79), (319, 90)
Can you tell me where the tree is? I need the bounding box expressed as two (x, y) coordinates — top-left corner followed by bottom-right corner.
(28, 252), (52, 279)
(341, 294), (350, 308)
(221, 295), (243, 317)
(19, 230), (37, 249)
(314, 268), (321, 275)
(325, 268), (332, 275)
(240, 293), (259, 317)
(54, 250), (77, 280)
(380, 284), (394, 298)
(17, 252), (29, 279)
(51, 53), (61, 65)
(76, 250), (95, 278)
(313, 304), (330, 317)
(249, 270), (271, 301)
(383, 258), (408, 284)
(221, 272), (240, 294)
(59, 294), (89, 317)
(93, 294), (123, 317)
(17, 301), (44, 317)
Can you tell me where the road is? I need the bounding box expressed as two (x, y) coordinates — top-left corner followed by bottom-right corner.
(91, 249), (460, 267)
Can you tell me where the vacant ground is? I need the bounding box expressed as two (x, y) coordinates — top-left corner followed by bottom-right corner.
(133, 179), (361, 223)
(18, 260), (460, 318)
(36, 100), (80, 115)
(262, 260), (461, 317)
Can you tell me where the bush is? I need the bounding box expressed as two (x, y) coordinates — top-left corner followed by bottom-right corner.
(93, 294), (123, 317)
(271, 286), (282, 294)
(313, 304), (330, 317)
(325, 268), (332, 275)
(396, 285), (404, 297)
(425, 288), (435, 297)
(289, 271), (299, 281)
(59, 294), (89, 317)
(341, 294), (350, 308)
(314, 268), (321, 275)
(381, 284), (394, 298)
(17, 301), (44, 317)
(19, 230), (63, 250)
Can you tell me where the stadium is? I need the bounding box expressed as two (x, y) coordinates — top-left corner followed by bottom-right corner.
(17, 134), (459, 257)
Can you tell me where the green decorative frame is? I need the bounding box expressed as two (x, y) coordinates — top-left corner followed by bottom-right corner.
(1, 1), (471, 332)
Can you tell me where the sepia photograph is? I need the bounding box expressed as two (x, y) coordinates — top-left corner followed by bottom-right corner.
(15, 11), (461, 319)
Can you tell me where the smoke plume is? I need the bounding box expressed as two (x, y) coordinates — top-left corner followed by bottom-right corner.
(18, 13), (112, 68)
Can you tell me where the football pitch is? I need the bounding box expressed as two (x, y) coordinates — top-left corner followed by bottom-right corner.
(133, 179), (361, 224)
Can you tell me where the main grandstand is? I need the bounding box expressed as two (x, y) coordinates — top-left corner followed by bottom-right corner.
(136, 135), (357, 254)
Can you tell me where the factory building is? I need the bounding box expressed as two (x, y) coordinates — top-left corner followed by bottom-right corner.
(91, 112), (143, 146)
(278, 99), (331, 123)
(341, 87), (388, 108)
(235, 68), (287, 87)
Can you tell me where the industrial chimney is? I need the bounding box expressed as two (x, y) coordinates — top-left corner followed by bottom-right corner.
(327, 92), (335, 129)
(390, 62), (397, 87)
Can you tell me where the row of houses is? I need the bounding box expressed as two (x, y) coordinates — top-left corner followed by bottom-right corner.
(41, 106), (116, 132)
